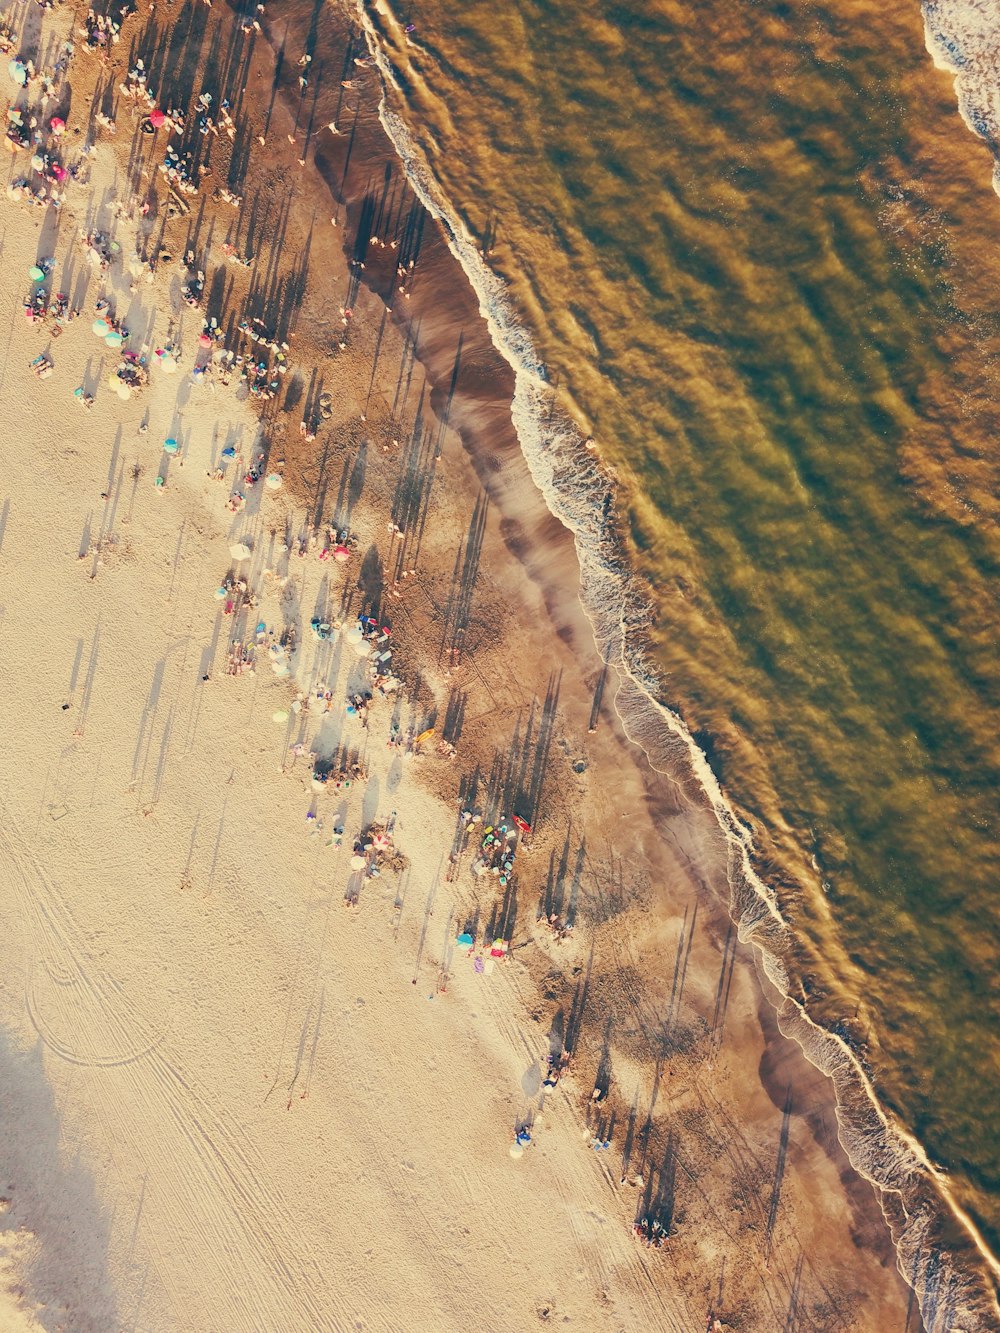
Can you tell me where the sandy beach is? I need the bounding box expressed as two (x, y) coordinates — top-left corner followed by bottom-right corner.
(0, 1), (968, 1329)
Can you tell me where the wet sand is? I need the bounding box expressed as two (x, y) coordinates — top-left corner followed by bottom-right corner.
(0, 0), (971, 1328)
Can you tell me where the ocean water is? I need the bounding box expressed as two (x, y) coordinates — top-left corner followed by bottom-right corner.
(354, 0), (1000, 1310)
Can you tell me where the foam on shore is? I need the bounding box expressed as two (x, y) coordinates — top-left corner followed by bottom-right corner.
(922, 0), (1000, 197)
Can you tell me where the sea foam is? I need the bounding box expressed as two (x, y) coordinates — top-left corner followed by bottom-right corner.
(357, 3), (999, 1324)
(923, 0), (1000, 197)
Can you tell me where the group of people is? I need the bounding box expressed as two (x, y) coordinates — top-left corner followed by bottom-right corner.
(633, 1216), (669, 1249)
(81, 4), (132, 50)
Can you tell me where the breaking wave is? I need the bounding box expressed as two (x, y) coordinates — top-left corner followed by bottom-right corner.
(356, 3), (1000, 1324)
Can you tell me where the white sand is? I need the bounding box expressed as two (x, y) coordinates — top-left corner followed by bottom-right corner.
(0, 139), (695, 1333)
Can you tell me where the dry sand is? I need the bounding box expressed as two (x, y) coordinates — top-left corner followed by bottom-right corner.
(0, 2), (927, 1330)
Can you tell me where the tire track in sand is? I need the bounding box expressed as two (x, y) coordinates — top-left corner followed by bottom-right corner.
(0, 804), (370, 1331)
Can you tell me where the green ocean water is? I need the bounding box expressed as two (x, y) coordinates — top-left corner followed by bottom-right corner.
(364, 0), (1000, 1265)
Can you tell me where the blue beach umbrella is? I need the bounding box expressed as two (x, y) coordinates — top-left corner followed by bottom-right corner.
(105, 330), (123, 348)
(27, 264), (44, 282)
(163, 437), (179, 454)
(92, 317), (109, 337)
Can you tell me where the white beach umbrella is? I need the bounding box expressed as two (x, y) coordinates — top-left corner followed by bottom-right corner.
(229, 542), (251, 561)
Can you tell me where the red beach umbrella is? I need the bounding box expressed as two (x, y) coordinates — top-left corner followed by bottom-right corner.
(149, 108), (166, 128)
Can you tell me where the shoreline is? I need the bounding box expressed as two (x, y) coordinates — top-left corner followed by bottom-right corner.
(0, 0), (981, 1328)
(263, 0), (968, 1316)
(349, 2), (1000, 1322)
(348, 0), (1000, 1319)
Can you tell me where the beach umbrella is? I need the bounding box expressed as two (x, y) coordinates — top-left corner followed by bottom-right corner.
(92, 318), (109, 337)
(456, 932), (474, 949)
(350, 854), (366, 870)
(49, 116), (65, 135)
(116, 384), (131, 401)
(150, 108), (166, 128)
(345, 625), (363, 645)
(27, 264), (44, 282)
(272, 709), (289, 724)
(162, 437), (179, 455)
(7, 60), (25, 85)
(105, 330), (123, 348)
(30, 153), (43, 172)
(198, 332), (213, 348)
(352, 638), (371, 658)
(3, 137), (20, 154)
(229, 542), (252, 561)
(159, 355), (177, 374)
(333, 544), (350, 562)
(106, 372), (121, 391)
(265, 472), (282, 490)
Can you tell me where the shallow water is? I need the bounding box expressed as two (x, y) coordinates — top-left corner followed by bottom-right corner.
(360, 0), (1000, 1270)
